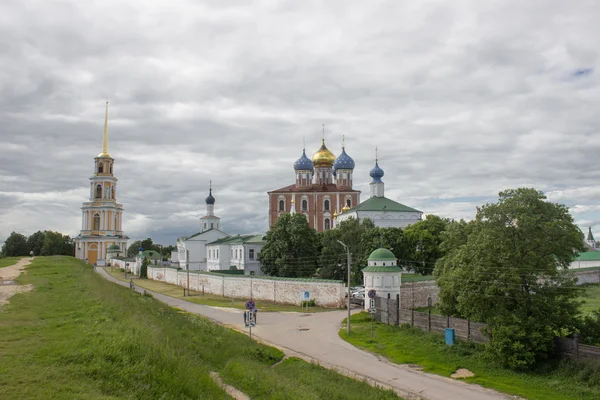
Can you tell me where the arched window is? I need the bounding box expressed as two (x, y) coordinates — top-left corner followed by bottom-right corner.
(279, 200), (285, 211)
(98, 163), (103, 173)
(93, 214), (100, 231)
(109, 165), (113, 174)
(95, 185), (102, 198)
(324, 199), (330, 211)
(301, 199), (308, 211)
(346, 199), (352, 207)
(324, 218), (330, 230)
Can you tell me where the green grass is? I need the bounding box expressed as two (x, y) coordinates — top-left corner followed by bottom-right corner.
(0, 257), (22, 268)
(103, 267), (337, 313)
(340, 312), (600, 400)
(401, 274), (434, 283)
(0, 256), (400, 399)
(579, 283), (600, 314)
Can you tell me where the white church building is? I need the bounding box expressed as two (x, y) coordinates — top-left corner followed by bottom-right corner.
(335, 157), (422, 228)
(171, 184), (230, 270)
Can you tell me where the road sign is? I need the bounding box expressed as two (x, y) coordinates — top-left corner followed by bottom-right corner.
(368, 307), (377, 314)
(302, 290), (310, 300)
(368, 289), (376, 299)
(370, 298), (375, 309)
(245, 300), (255, 310)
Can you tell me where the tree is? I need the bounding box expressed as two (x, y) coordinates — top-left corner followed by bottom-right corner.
(435, 188), (584, 369)
(259, 213), (319, 277)
(1, 232), (29, 257)
(27, 231), (46, 256)
(141, 238), (154, 251)
(140, 257), (148, 278)
(127, 241), (142, 257)
(403, 215), (449, 274)
(317, 218), (378, 283)
(40, 231), (74, 256)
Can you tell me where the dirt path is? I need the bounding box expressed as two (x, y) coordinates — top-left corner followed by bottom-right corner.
(0, 257), (34, 306)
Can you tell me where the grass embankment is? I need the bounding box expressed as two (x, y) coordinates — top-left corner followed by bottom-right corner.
(340, 313), (600, 400)
(0, 256), (400, 399)
(579, 283), (600, 314)
(0, 257), (22, 268)
(103, 267), (336, 313)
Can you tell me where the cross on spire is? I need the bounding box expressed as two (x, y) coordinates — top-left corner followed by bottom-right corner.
(375, 146), (378, 161)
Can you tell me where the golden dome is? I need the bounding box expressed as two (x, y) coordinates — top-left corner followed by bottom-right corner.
(333, 210), (338, 219)
(342, 204), (350, 213)
(312, 139), (336, 168)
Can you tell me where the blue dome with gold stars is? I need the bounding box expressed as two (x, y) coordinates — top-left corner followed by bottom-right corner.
(333, 147), (355, 175)
(369, 160), (384, 182)
(294, 149), (314, 171)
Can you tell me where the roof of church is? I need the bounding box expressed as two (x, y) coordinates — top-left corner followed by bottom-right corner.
(269, 183), (360, 193)
(207, 234), (265, 246)
(575, 251), (600, 261)
(340, 196), (421, 214)
(588, 227), (595, 241)
(362, 265), (402, 273)
(181, 228), (230, 241)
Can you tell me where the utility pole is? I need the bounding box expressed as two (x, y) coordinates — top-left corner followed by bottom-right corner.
(337, 240), (351, 335)
(186, 249), (190, 296)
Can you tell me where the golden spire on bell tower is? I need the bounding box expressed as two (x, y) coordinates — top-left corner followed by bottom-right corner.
(98, 101), (111, 158)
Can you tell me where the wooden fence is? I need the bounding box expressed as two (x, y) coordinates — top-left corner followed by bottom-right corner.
(374, 295), (600, 361)
(555, 336), (600, 361)
(374, 295), (487, 343)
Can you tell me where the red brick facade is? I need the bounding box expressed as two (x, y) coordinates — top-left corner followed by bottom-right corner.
(268, 184), (360, 232)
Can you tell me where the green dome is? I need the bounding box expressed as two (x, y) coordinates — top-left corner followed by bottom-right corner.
(368, 248), (396, 261)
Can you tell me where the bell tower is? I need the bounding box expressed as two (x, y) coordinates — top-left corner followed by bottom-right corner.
(74, 102), (128, 265)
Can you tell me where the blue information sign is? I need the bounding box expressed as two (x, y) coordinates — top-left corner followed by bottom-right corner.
(368, 289), (376, 299)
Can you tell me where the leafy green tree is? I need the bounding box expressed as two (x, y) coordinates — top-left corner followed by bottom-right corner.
(435, 188), (584, 369)
(317, 218), (380, 283)
(403, 215), (449, 274)
(40, 231), (74, 256)
(127, 241), (142, 257)
(27, 231), (46, 256)
(259, 213), (319, 277)
(141, 238), (154, 251)
(1, 232), (29, 257)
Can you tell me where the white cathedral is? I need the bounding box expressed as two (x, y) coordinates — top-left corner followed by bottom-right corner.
(335, 156), (422, 228)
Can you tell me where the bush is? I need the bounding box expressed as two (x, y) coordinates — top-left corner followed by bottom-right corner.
(578, 309), (600, 346)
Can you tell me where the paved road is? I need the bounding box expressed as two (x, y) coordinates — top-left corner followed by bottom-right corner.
(97, 268), (510, 400)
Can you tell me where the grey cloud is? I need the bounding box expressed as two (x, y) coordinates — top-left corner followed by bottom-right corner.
(2, 0), (600, 245)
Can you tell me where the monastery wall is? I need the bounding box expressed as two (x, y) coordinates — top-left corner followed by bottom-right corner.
(400, 281), (439, 309)
(575, 269), (600, 285)
(147, 266), (345, 307)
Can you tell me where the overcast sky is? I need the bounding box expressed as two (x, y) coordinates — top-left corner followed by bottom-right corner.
(1, 0), (599, 247)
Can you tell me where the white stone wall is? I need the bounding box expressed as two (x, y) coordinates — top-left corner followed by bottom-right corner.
(336, 210), (422, 229)
(570, 260), (600, 269)
(147, 266), (345, 307)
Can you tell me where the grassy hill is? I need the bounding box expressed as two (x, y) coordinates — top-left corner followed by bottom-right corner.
(0, 256), (400, 399)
